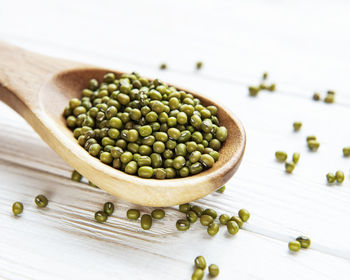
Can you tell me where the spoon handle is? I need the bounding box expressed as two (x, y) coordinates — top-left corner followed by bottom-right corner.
(0, 41), (73, 115)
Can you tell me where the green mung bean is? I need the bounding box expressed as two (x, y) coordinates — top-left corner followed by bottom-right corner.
(216, 185), (225, 193)
(176, 219), (190, 231)
(12, 202), (23, 216)
(248, 86), (260, 97)
(141, 214), (152, 230)
(313, 92), (321, 101)
(194, 256), (206, 269)
(288, 241), (301, 252)
(34, 195), (48, 208)
(275, 151), (287, 162)
(71, 170), (82, 182)
(103, 202), (114, 216)
(191, 205), (204, 217)
(179, 203), (191, 213)
(292, 152), (300, 164)
(127, 209), (140, 220)
(326, 172), (336, 184)
(296, 236), (311, 249)
(202, 209), (217, 219)
(95, 211), (108, 223)
(192, 268), (204, 280)
(219, 214), (230, 225)
(186, 210), (198, 223)
(324, 94), (334, 103)
(307, 140), (320, 150)
(227, 221), (239, 235)
(343, 147), (350, 157)
(207, 222), (219, 236)
(306, 135), (317, 142)
(200, 214), (214, 226)
(335, 170), (344, 183)
(196, 61), (203, 70)
(230, 216), (244, 228)
(208, 264), (219, 277)
(151, 209), (165, 220)
(285, 162), (295, 173)
(293, 122), (302, 131)
(238, 209), (250, 222)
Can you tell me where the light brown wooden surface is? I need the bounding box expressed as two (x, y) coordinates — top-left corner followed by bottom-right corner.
(0, 42), (246, 206)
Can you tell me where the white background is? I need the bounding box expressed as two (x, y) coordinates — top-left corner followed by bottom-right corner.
(0, 0), (349, 279)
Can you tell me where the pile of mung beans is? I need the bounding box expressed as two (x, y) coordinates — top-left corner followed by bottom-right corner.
(288, 236), (311, 252)
(177, 203), (250, 237)
(312, 90), (335, 103)
(12, 194), (49, 216)
(326, 170), (345, 184)
(248, 72), (276, 97)
(275, 151), (300, 173)
(306, 135), (320, 151)
(64, 72), (228, 179)
(126, 208), (165, 230)
(192, 256), (219, 280)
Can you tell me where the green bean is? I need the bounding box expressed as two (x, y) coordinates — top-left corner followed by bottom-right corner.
(227, 220), (239, 235)
(335, 170), (345, 183)
(192, 268), (204, 280)
(127, 209), (140, 220)
(326, 172), (336, 184)
(207, 222), (220, 236)
(194, 256), (206, 269)
(191, 205), (204, 217)
(275, 151), (287, 162)
(138, 166), (154, 178)
(307, 140), (320, 150)
(238, 209), (250, 222)
(288, 241), (301, 252)
(196, 61), (203, 70)
(285, 162), (295, 173)
(312, 92), (321, 101)
(216, 185), (225, 193)
(343, 147), (350, 157)
(186, 210), (198, 223)
(202, 209), (217, 219)
(293, 122), (302, 131)
(34, 195), (48, 208)
(151, 209), (165, 219)
(71, 170), (82, 182)
(296, 236), (311, 249)
(230, 216), (244, 228)
(12, 202), (23, 216)
(200, 214), (214, 226)
(176, 219), (190, 231)
(219, 214), (230, 225)
(103, 202), (114, 216)
(179, 203), (191, 213)
(292, 152), (300, 164)
(95, 211), (108, 223)
(208, 264), (219, 277)
(141, 214), (152, 230)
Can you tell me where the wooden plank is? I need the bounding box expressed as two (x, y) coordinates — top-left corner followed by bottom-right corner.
(1, 161), (350, 280)
(1, 0), (350, 278)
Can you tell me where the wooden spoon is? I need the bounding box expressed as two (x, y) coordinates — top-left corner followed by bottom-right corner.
(0, 41), (246, 207)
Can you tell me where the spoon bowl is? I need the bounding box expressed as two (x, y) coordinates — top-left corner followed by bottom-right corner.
(0, 42), (245, 206)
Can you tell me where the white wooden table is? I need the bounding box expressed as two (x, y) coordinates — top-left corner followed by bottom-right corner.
(0, 0), (349, 279)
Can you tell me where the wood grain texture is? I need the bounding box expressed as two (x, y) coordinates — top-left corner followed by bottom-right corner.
(0, 0), (350, 279)
(0, 42), (246, 206)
